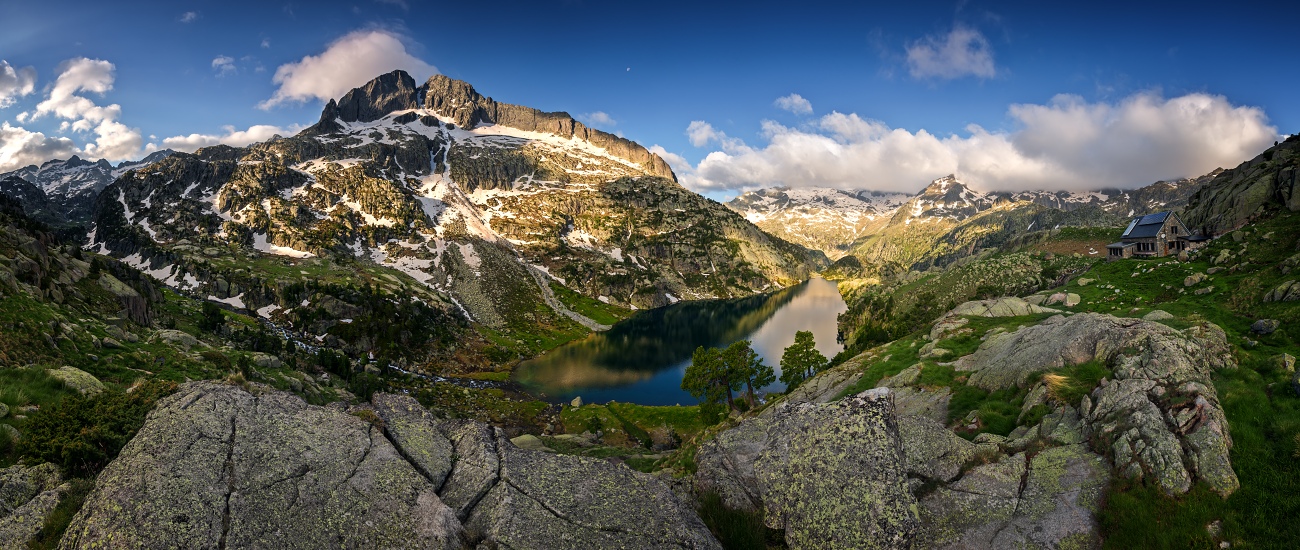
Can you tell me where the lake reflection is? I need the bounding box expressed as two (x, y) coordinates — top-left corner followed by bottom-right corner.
(514, 277), (847, 405)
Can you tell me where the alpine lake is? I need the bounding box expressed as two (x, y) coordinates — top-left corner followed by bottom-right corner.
(514, 277), (847, 406)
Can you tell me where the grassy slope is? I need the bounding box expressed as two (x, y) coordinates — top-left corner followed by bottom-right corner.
(813, 209), (1300, 547)
(1057, 212), (1300, 549)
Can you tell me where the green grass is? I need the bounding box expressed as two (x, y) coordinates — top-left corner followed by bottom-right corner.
(1046, 360), (1112, 407)
(1067, 210), (1300, 548)
(26, 478), (94, 550)
(560, 402), (704, 449)
(835, 338), (924, 398)
(549, 282), (632, 326)
(696, 492), (777, 550)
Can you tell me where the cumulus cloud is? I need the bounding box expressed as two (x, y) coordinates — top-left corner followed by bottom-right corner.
(680, 91), (1277, 194)
(21, 58), (145, 162)
(0, 61), (37, 109)
(774, 93), (813, 115)
(905, 25), (996, 80)
(161, 124), (301, 152)
(686, 121), (726, 147)
(258, 29), (437, 109)
(0, 122), (79, 173)
(261, 38), (271, 49)
(179, 11), (199, 23)
(212, 56), (237, 76)
(578, 111), (615, 128)
(31, 58), (119, 124)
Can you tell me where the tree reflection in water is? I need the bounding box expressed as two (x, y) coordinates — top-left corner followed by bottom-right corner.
(515, 278), (846, 405)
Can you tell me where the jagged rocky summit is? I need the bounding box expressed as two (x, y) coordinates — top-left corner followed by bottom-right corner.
(311, 70), (676, 181)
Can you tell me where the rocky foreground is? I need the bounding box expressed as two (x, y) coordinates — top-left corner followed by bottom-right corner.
(696, 297), (1239, 549)
(0, 297), (1242, 549)
(52, 383), (719, 549)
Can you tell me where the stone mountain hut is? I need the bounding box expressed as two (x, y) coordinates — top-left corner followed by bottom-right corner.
(1106, 211), (1198, 261)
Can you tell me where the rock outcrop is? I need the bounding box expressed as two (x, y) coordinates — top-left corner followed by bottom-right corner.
(421, 75), (676, 181)
(45, 366), (105, 396)
(1183, 135), (1300, 235)
(61, 383), (720, 549)
(305, 71), (676, 181)
(0, 463), (70, 549)
(953, 313), (1239, 496)
(917, 444), (1109, 549)
(695, 388), (920, 549)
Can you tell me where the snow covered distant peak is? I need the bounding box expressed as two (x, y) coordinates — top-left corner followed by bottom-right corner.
(0, 150), (175, 198)
(726, 186), (910, 258)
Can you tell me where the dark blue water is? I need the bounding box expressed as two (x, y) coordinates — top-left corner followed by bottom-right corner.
(513, 277), (846, 406)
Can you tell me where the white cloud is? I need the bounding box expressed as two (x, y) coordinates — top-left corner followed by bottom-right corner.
(681, 91), (1278, 194)
(0, 61), (37, 109)
(0, 122), (79, 173)
(22, 58), (145, 163)
(578, 111), (615, 128)
(686, 121), (725, 147)
(180, 11), (199, 23)
(258, 29), (437, 109)
(905, 25), (996, 80)
(261, 38), (271, 49)
(161, 124), (301, 152)
(82, 119), (145, 161)
(212, 55), (237, 76)
(774, 93), (813, 115)
(31, 58), (119, 124)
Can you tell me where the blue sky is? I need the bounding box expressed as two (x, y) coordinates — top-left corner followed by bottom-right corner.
(1, 0), (1296, 195)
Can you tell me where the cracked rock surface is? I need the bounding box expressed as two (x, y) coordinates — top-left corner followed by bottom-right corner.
(953, 312), (1239, 497)
(695, 388), (920, 549)
(59, 383), (719, 549)
(0, 463), (70, 549)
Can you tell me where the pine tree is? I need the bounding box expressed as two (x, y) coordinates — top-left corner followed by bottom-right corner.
(779, 331), (828, 391)
(723, 340), (774, 408)
(682, 346), (733, 412)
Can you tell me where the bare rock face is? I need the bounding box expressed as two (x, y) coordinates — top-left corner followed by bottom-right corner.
(464, 435), (720, 549)
(59, 383), (465, 550)
(421, 75), (676, 181)
(58, 384), (719, 549)
(695, 388), (920, 549)
(1183, 136), (1299, 235)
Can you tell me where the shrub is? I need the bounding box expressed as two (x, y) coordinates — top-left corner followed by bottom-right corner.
(19, 379), (178, 477)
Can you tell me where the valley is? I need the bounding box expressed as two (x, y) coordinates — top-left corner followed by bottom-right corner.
(0, 60), (1297, 550)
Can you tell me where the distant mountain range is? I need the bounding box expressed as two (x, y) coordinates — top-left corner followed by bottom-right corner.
(727, 171), (1217, 268)
(0, 150), (175, 221)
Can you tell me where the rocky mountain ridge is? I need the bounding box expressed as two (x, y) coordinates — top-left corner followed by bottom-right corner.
(71, 70), (820, 371)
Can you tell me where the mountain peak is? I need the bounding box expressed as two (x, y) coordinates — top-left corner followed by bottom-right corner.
(917, 174), (980, 203)
(303, 70), (677, 181)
